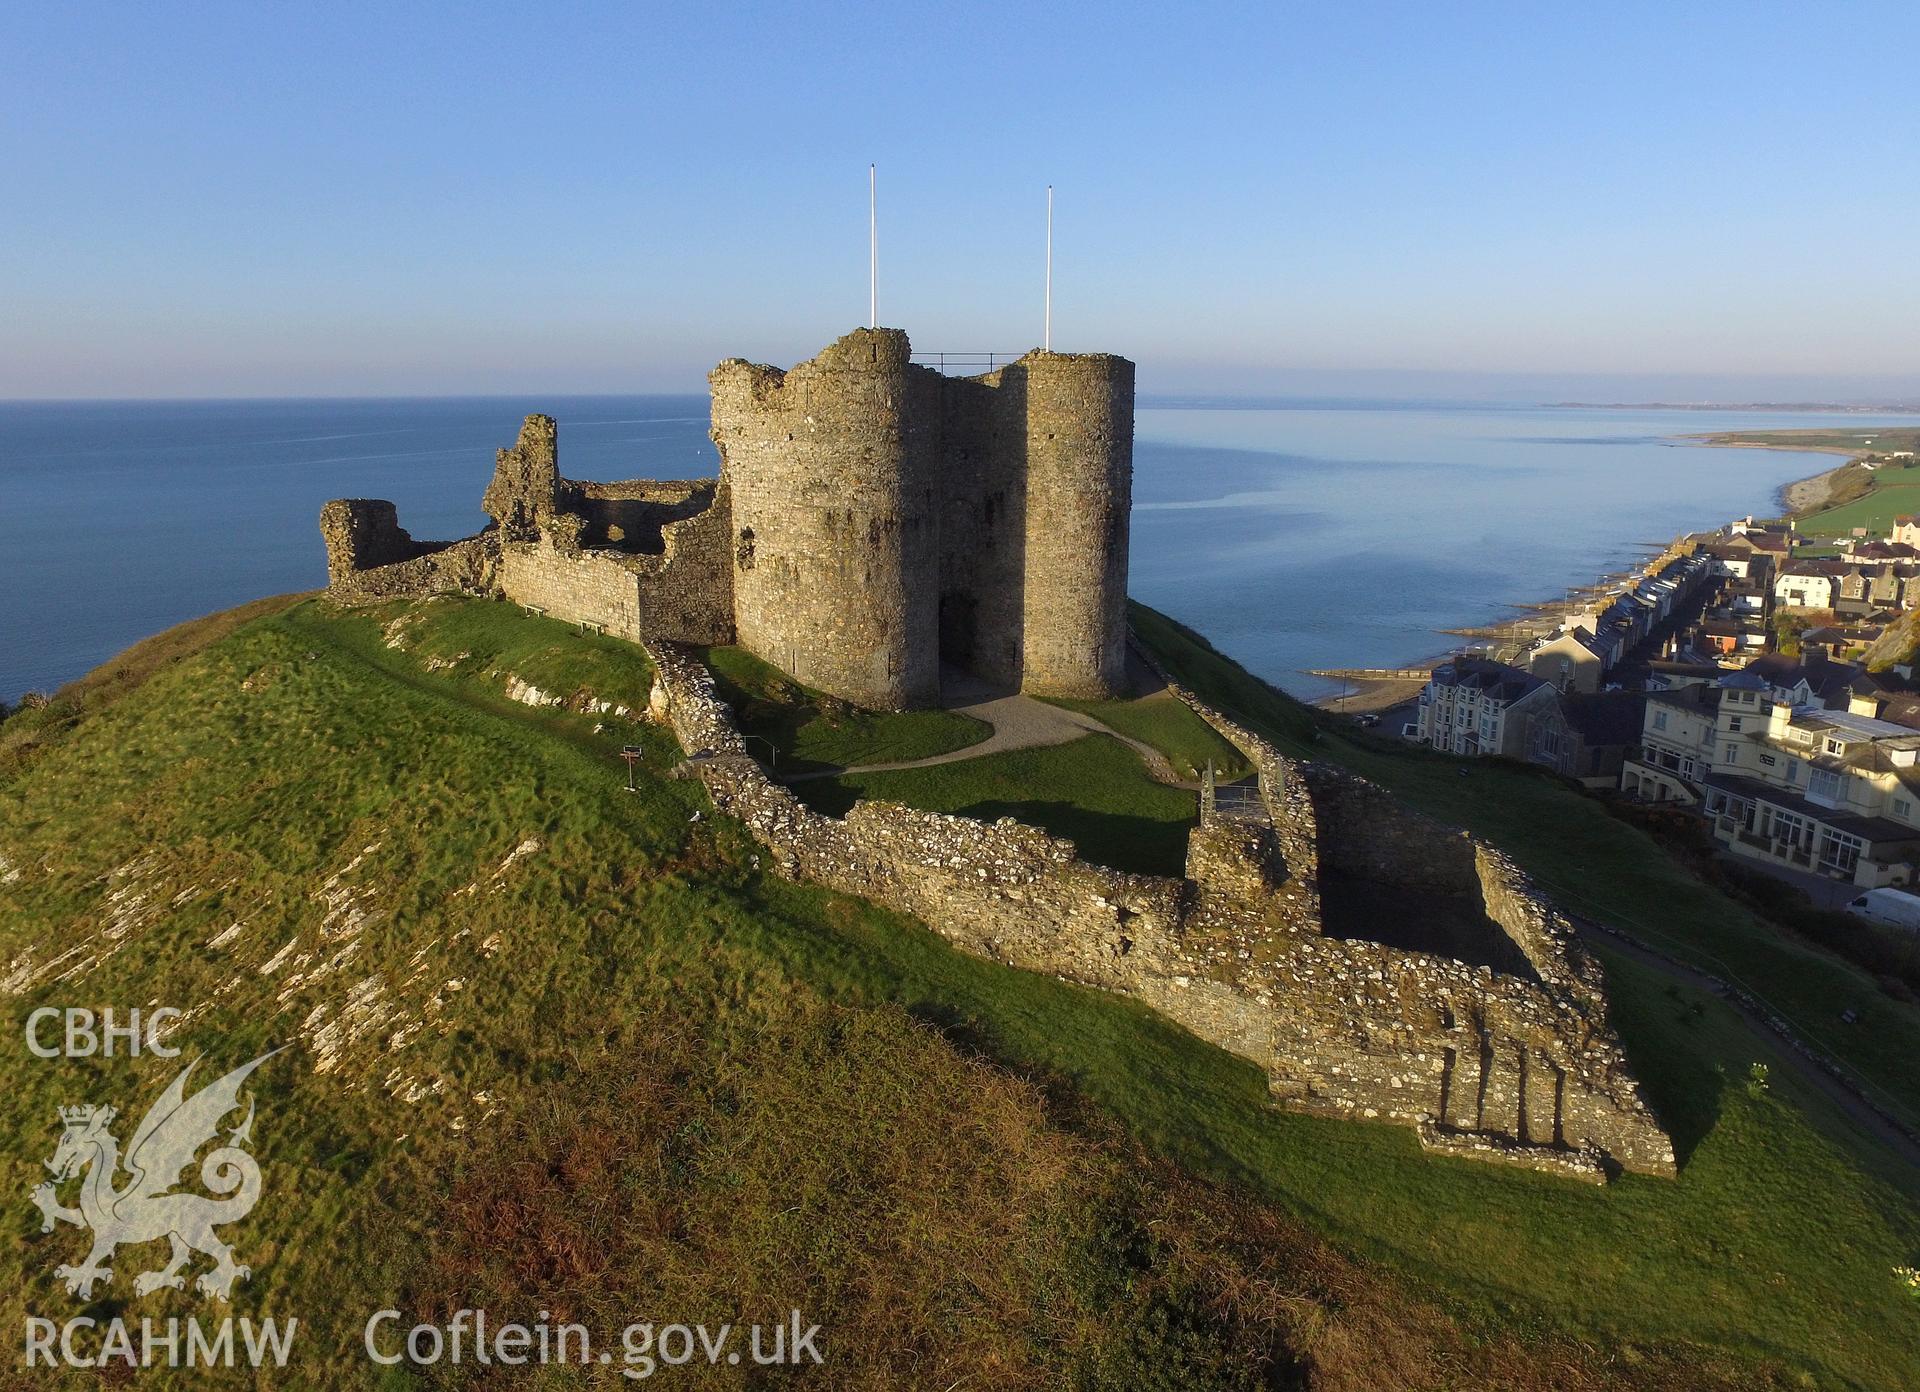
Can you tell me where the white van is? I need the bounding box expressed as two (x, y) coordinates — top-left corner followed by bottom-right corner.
(1844, 887), (1920, 934)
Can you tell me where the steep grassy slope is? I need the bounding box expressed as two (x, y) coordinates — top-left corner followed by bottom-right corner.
(1, 595), (1916, 1389)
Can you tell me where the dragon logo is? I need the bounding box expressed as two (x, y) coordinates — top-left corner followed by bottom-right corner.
(30, 1050), (281, 1301)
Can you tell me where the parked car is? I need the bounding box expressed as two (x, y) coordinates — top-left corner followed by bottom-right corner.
(1844, 887), (1920, 934)
(1353, 713), (1379, 727)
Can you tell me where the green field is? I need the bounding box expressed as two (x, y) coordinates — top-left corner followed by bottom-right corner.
(1701, 427), (1920, 455)
(1696, 427), (1920, 534)
(2, 595), (1918, 1388)
(1038, 690), (1253, 782)
(1797, 463), (1920, 537)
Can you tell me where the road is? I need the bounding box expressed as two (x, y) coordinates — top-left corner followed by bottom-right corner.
(1578, 920), (1920, 1169)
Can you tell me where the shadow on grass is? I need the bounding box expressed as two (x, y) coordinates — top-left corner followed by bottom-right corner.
(959, 799), (1189, 878)
(1592, 959), (1728, 1169)
(791, 781), (1190, 878)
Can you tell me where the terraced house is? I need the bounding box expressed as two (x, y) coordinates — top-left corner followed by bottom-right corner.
(1411, 656), (1557, 757)
(1624, 670), (1920, 888)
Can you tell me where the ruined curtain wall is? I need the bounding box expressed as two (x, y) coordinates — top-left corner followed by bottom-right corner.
(1146, 654), (1674, 1179)
(319, 499), (499, 603)
(644, 641), (1273, 1072)
(647, 637), (1675, 1181)
(628, 489), (735, 644)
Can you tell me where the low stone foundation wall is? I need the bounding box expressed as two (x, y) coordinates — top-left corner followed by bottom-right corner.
(645, 637), (1675, 1181)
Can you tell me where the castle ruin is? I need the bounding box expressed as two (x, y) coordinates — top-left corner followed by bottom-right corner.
(323, 327), (1131, 709)
(320, 327), (1674, 1181)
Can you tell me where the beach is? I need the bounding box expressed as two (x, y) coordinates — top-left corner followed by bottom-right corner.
(1778, 460), (1852, 514)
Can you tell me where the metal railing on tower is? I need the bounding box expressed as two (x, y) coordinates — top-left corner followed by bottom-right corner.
(910, 352), (1026, 376)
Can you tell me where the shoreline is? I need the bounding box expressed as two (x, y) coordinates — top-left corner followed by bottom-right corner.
(1776, 459), (1852, 516)
(1675, 433), (1863, 515)
(1319, 436), (1858, 712)
(1310, 657), (1449, 713)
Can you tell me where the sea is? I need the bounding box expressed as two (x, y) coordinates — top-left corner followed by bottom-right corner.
(5, 395), (1919, 704)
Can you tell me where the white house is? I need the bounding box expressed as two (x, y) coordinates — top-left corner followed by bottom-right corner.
(1774, 563), (1839, 610)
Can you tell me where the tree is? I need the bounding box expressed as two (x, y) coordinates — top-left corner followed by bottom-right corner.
(1771, 607), (1828, 657)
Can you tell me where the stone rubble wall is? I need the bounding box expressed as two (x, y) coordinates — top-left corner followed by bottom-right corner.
(319, 498), (500, 603)
(645, 639), (1272, 1074)
(644, 636), (1675, 1181)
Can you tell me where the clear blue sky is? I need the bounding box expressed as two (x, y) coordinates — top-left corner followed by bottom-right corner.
(4, 2), (1916, 399)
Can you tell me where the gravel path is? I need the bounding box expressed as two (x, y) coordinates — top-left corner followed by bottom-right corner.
(780, 685), (1190, 785)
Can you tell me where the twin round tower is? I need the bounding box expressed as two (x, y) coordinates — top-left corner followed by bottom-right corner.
(320, 328), (1136, 711)
(715, 328), (1133, 707)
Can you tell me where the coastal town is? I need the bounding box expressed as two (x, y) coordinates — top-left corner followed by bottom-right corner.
(1384, 434), (1920, 903)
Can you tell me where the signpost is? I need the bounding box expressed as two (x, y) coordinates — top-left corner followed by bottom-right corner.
(620, 745), (644, 793)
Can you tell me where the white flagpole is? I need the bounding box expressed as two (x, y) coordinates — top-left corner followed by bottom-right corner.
(1044, 184), (1053, 351)
(869, 164), (878, 329)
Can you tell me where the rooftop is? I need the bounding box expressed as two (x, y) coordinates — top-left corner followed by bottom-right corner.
(1429, 656), (1549, 703)
(1561, 691), (1648, 746)
(1792, 708), (1920, 745)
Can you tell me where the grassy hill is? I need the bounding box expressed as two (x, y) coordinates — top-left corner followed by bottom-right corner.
(2, 594), (1918, 1388)
(1796, 462), (1920, 537)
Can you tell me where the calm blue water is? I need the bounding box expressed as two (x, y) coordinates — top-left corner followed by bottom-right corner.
(3, 395), (1916, 702)
(1127, 403), (1920, 698)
